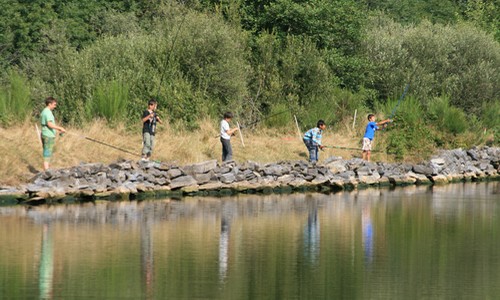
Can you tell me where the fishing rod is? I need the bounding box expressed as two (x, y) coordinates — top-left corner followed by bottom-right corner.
(68, 132), (141, 157)
(156, 10), (188, 98)
(388, 83), (410, 120)
(324, 145), (383, 153)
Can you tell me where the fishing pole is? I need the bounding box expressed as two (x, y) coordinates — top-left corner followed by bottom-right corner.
(388, 83), (410, 120)
(324, 145), (383, 153)
(68, 132), (141, 157)
(156, 10), (188, 98)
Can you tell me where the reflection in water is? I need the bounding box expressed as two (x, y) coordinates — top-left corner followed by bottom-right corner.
(362, 205), (373, 266)
(0, 182), (499, 299)
(140, 204), (154, 299)
(219, 200), (236, 283)
(303, 199), (320, 266)
(39, 223), (54, 300)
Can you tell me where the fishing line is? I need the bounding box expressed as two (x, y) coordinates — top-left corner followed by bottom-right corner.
(68, 132), (141, 157)
(324, 145), (383, 153)
(388, 83), (410, 120)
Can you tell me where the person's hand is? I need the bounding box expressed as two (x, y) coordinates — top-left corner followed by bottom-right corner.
(319, 145), (325, 150)
(59, 128), (66, 133)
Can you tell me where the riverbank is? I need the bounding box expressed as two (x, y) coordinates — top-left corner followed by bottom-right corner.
(0, 120), (395, 186)
(0, 146), (498, 205)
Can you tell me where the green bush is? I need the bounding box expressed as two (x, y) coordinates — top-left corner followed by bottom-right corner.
(481, 100), (500, 145)
(427, 96), (468, 135)
(364, 16), (500, 115)
(263, 103), (294, 129)
(0, 70), (32, 125)
(375, 96), (435, 159)
(89, 80), (129, 124)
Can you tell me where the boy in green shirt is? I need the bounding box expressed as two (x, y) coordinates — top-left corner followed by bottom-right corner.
(40, 97), (66, 170)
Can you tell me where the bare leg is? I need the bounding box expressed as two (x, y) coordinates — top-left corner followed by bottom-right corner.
(43, 161), (50, 171)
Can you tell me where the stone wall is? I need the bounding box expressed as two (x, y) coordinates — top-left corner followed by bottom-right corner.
(1, 147), (499, 204)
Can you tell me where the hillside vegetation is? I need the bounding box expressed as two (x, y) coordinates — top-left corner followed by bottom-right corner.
(0, 0), (498, 177)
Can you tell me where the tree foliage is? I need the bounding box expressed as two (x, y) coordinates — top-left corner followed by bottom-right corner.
(0, 0), (498, 153)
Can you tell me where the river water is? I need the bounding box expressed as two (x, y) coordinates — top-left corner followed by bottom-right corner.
(1, 182), (499, 299)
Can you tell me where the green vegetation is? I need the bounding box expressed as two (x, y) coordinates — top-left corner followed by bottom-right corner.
(0, 0), (498, 160)
(0, 71), (31, 125)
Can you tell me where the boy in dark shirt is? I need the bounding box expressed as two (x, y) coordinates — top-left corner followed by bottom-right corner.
(141, 99), (163, 161)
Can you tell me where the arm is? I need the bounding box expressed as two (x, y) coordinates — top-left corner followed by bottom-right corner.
(142, 111), (154, 123)
(155, 114), (163, 124)
(376, 119), (392, 126)
(47, 121), (66, 133)
(226, 127), (239, 135)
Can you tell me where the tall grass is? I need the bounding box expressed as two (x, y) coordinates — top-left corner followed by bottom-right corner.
(427, 96), (468, 135)
(0, 71), (32, 126)
(89, 80), (129, 124)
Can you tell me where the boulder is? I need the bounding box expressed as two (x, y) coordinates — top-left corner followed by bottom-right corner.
(170, 176), (197, 189)
(182, 160), (217, 175)
(219, 173), (236, 184)
(413, 165), (434, 176)
(431, 175), (449, 185)
(166, 168), (183, 179)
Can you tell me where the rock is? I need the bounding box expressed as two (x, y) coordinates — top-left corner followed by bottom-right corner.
(359, 173), (380, 185)
(263, 165), (283, 176)
(182, 160), (217, 175)
(407, 172), (431, 184)
(199, 182), (223, 191)
(109, 161), (133, 170)
(326, 160), (347, 174)
(277, 174), (295, 184)
(170, 176), (197, 189)
(193, 172), (212, 185)
(311, 175), (328, 185)
(431, 175), (449, 184)
(430, 158), (446, 166)
(220, 173), (236, 184)
(167, 168), (183, 179)
(467, 149), (480, 161)
(413, 165), (434, 176)
(289, 178), (307, 187)
(181, 185), (199, 193)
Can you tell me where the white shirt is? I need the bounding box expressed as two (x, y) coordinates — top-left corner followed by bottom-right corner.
(220, 119), (230, 140)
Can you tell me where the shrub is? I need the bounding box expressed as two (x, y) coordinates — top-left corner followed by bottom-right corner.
(427, 96), (468, 135)
(0, 70), (32, 125)
(89, 80), (129, 124)
(364, 16), (500, 115)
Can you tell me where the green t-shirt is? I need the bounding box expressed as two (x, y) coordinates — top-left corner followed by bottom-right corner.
(40, 107), (56, 138)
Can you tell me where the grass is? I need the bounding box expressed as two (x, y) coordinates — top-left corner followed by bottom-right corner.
(0, 118), (399, 186)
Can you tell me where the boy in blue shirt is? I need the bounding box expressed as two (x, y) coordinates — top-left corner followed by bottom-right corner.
(303, 120), (326, 163)
(362, 114), (391, 161)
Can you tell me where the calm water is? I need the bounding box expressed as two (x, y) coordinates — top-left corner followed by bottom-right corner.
(1, 182), (499, 299)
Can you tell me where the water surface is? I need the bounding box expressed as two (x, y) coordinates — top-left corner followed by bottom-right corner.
(1, 182), (499, 299)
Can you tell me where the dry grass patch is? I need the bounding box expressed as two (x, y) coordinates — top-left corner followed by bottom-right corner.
(0, 119), (397, 185)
